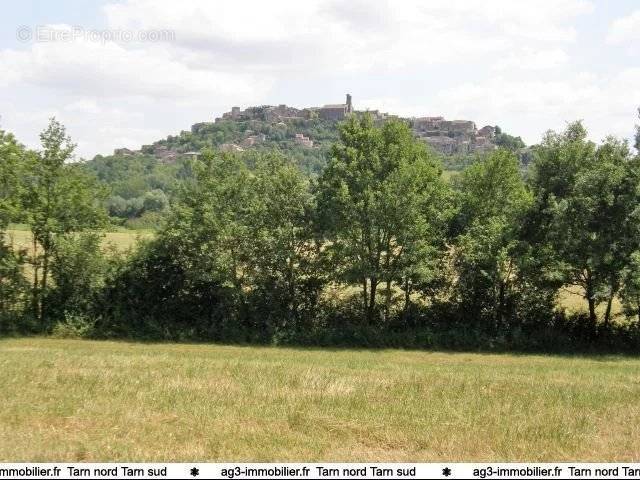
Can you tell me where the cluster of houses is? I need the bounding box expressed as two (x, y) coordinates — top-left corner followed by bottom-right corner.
(112, 94), (500, 160)
(113, 145), (198, 163)
(412, 116), (497, 155)
(218, 94), (354, 123)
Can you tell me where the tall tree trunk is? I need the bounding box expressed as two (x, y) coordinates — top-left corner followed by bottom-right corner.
(585, 273), (597, 326)
(497, 280), (506, 332)
(367, 277), (377, 324)
(403, 277), (411, 318)
(287, 252), (296, 325)
(587, 297), (597, 326)
(31, 236), (40, 321)
(385, 279), (391, 321)
(40, 242), (50, 323)
(603, 276), (618, 329)
(362, 277), (368, 313)
(604, 292), (614, 328)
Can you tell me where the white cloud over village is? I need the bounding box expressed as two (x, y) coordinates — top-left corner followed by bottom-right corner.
(0, 0), (638, 157)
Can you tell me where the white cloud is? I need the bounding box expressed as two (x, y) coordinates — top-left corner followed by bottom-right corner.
(0, 28), (266, 102)
(431, 69), (640, 144)
(7, 0), (639, 161)
(102, 0), (593, 73)
(492, 48), (569, 71)
(607, 10), (640, 44)
(358, 68), (640, 147)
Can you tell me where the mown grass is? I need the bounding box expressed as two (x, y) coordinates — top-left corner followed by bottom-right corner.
(0, 338), (639, 462)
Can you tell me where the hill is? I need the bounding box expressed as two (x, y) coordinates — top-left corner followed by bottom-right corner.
(82, 94), (526, 227)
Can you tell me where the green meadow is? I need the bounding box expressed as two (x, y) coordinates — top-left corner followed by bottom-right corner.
(1, 338), (638, 461)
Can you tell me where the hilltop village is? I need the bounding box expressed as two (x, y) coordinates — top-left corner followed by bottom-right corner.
(113, 94), (501, 162)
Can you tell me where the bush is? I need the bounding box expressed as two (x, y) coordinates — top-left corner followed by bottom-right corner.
(51, 313), (95, 339)
(45, 232), (109, 327)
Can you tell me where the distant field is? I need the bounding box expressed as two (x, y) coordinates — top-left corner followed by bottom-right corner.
(442, 169), (459, 181)
(558, 287), (623, 318)
(2, 224), (625, 319)
(3, 228), (152, 252)
(2, 227), (621, 316)
(1, 338), (639, 461)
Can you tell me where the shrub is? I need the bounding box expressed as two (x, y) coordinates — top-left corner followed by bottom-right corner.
(51, 313), (95, 339)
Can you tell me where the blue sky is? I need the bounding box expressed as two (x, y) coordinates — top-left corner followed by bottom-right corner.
(1, 0), (639, 158)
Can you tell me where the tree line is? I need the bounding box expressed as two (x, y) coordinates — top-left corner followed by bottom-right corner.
(2, 113), (640, 352)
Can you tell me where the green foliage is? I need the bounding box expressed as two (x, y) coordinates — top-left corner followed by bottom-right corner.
(620, 251), (640, 322)
(50, 312), (95, 339)
(46, 232), (110, 324)
(6, 114), (640, 352)
(635, 107), (640, 152)
(527, 122), (640, 325)
(316, 115), (453, 322)
(0, 131), (30, 330)
(18, 119), (108, 324)
(0, 240), (29, 332)
(452, 150), (546, 328)
(0, 130), (27, 229)
(494, 132), (526, 152)
(83, 153), (183, 224)
(99, 149), (323, 341)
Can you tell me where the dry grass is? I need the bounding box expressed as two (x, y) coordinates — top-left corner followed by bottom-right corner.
(3, 227), (620, 316)
(3, 228), (152, 253)
(1, 338), (639, 462)
(557, 287), (624, 319)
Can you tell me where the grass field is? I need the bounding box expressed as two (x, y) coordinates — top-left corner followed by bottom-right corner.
(3, 228), (152, 252)
(2, 226), (622, 317)
(1, 338), (639, 462)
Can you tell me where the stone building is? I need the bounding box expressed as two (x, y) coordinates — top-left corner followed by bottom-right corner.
(241, 133), (266, 148)
(219, 143), (244, 153)
(316, 94), (353, 121)
(413, 116), (445, 133)
(294, 133), (313, 148)
(413, 116), (496, 155)
(423, 136), (457, 155)
(152, 145), (177, 162)
(478, 125), (496, 138)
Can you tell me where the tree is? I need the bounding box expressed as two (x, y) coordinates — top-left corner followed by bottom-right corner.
(316, 115), (453, 323)
(22, 118), (107, 323)
(246, 154), (320, 332)
(142, 189), (169, 213)
(0, 130), (25, 229)
(621, 251), (640, 323)
(165, 151), (254, 289)
(453, 149), (533, 327)
(144, 150), (320, 340)
(46, 232), (109, 322)
(493, 131), (526, 152)
(528, 122), (640, 326)
(0, 130), (29, 327)
(635, 107), (640, 152)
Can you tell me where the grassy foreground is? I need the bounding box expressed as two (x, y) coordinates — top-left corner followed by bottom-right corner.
(1, 339), (639, 461)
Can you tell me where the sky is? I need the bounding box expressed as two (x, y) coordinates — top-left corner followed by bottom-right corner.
(1, 0), (639, 159)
